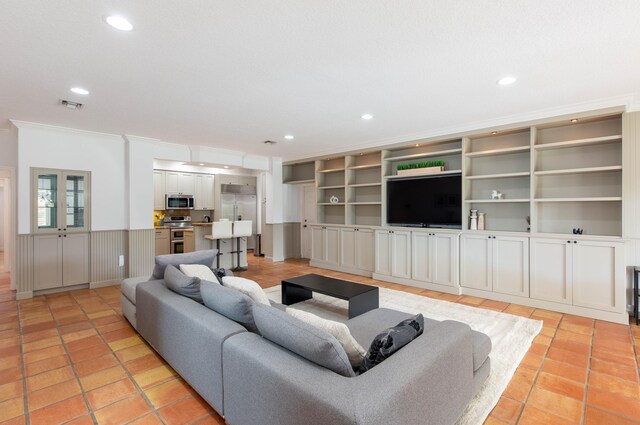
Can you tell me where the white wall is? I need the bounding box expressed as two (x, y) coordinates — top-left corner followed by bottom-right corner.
(0, 185), (4, 250)
(265, 157), (284, 224)
(0, 125), (18, 168)
(16, 122), (127, 234)
(283, 184), (301, 222)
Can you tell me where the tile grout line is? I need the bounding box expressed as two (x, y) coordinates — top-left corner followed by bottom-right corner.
(579, 322), (595, 425)
(16, 297), (31, 425)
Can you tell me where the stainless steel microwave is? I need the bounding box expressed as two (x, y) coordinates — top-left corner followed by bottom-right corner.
(165, 194), (195, 210)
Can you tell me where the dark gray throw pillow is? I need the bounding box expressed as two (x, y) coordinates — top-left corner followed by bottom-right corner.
(360, 314), (424, 373)
(252, 303), (355, 377)
(200, 280), (258, 332)
(164, 264), (203, 303)
(211, 268), (233, 284)
(152, 249), (218, 279)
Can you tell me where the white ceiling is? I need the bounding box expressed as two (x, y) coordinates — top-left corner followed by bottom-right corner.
(1, 1), (639, 161)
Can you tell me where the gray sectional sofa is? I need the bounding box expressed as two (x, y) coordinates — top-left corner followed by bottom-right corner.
(127, 272), (492, 425)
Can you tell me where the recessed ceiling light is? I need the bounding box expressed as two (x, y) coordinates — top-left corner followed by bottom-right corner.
(359, 153), (364, 156)
(223, 166), (230, 169)
(284, 135), (294, 140)
(570, 119), (579, 123)
(497, 76), (517, 86)
(70, 87), (89, 95)
(491, 131), (498, 135)
(361, 114), (373, 120)
(415, 144), (420, 147)
(105, 15), (134, 31)
(199, 163), (205, 166)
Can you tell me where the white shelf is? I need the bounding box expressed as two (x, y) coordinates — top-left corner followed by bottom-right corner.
(317, 168), (345, 174)
(465, 172), (530, 180)
(348, 202), (382, 205)
(534, 197), (622, 202)
(317, 185), (345, 189)
(385, 170), (462, 180)
(385, 148), (462, 162)
(534, 165), (622, 176)
(349, 182), (382, 188)
(533, 135), (621, 151)
(465, 146), (530, 158)
(283, 179), (315, 184)
(317, 202), (346, 206)
(348, 164), (381, 170)
(464, 199), (530, 203)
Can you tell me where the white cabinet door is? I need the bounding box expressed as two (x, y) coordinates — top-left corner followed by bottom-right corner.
(374, 230), (391, 275)
(311, 226), (325, 262)
(412, 232), (431, 282)
(493, 236), (529, 297)
(530, 238), (572, 304)
(33, 235), (63, 290)
(431, 233), (458, 287)
(202, 174), (215, 209)
(178, 173), (195, 195)
(356, 228), (374, 272)
(62, 233), (90, 286)
(153, 171), (165, 210)
(165, 172), (179, 194)
(194, 175), (204, 209)
(391, 230), (411, 279)
(572, 240), (623, 312)
(340, 228), (357, 269)
(460, 234), (492, 290)
(325, 227), (341, 266)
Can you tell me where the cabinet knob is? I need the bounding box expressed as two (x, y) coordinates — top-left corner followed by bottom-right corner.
(567, 240), (571, 244)
(58, 235), (61, 238)
(63, 235), (67, 238)
(573, 240), (577, 244)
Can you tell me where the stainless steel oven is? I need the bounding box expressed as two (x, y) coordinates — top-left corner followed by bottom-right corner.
(166, 194), (195, 210)
(163, 216), (192, 254)
(170, 229), (186, 254)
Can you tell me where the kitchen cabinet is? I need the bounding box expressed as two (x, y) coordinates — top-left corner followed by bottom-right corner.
(412, 231), (459, 287)
(340, 227), (374, 272)
(310, 225), (340, 266)
(153, 171), (165, 210)
(155, 228), (170, 255)
(184, 230), (195, 253)
(165, 172), (195, 195)
(195, 174), (215, 210)
(374, 229), (411, 279)
(461, 234), (529, 297)
(33, 233), (89, 290)
(530, 238), (623, 312)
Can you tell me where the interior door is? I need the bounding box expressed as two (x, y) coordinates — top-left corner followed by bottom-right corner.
(301, 185), (316, 259)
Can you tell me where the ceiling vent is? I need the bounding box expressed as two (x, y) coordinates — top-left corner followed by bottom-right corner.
(263, 140), (277, 145)
(60, 100), (83, 110)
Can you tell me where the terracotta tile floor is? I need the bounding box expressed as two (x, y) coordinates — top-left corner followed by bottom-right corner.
(0, 257), (639, 424)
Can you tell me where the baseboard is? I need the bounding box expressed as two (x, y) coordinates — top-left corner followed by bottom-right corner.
(16, 291), (33, 300)
(309, 260), (372, 277)
(90, 280), (122, 289)
(371, 273), (461, 295)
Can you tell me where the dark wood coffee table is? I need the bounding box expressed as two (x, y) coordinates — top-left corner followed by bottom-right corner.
(281, 274), (379, 319)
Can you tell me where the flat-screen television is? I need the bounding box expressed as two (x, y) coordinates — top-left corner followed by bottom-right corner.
(387, 174), (461, 228)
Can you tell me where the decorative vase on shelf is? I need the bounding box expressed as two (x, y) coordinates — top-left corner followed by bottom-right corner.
(469, 209), (478, 230)
(477, 212), (486, 231)
(329, 195), (339, 204)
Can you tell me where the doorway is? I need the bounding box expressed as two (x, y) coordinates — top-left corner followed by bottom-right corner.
(301, 185), (317, 259)
(0, 168), (14, 286)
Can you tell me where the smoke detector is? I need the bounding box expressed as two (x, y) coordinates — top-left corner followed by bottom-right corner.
(263, 140), (277, 145)
(60, 100), (83, 110)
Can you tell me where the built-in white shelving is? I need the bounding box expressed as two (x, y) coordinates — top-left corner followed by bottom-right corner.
(533, 134), (621, 151)
(464, 199), (530, 203)
(465, 145), (530, 158)
(317, 185), (345, 189)
(317, 168), (345, 174)
(349, 182), (382, 188)
(465, 172), (530, 180)
(386, 148), (462, 162)
(348, 163), (381, 170)
(534, 165), (621, 176)
(534, 197), (622, 202)
(385, 170), (462, 180)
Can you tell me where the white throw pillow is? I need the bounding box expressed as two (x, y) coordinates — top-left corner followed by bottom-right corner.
(286, 307), (366, 369)
(179, 264), (217, 282)
(222, 276), (271, 306)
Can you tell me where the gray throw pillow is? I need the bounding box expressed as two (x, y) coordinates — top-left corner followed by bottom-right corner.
(252, 303), (355, 377)
(200, 280), (258, 332)
(152, 249), (218, 279)
(164, 264), (203, 303)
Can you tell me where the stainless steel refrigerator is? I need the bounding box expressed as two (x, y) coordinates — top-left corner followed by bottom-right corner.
(220, 184), (257, 250)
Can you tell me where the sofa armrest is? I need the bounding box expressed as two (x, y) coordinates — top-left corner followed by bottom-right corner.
(352, 320), (475, 425)
(222, 332), (358, 425)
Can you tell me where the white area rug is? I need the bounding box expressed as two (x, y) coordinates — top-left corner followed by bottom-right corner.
(264, 285), (542, 425)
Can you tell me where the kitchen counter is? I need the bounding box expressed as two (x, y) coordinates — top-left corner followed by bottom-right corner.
(154, 225), (170, 229)
(192, 222), (213, 227)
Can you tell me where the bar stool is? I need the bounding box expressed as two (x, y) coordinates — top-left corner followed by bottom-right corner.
(232, 220), (252, 272)
(209, 221), (233, 268)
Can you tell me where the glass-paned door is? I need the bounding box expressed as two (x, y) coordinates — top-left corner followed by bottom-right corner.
(66, 175), (85, 228)
(37, 174), (58, 230)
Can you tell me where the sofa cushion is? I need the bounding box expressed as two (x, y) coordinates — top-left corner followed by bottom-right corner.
(360, 314), (424, 373)
(287, 308), (366, 369)
(472, 331), (492, 372)
(222, 276), (270, 306)
(164, 265), (203, 303)
(152, 250), (217, 279)
(121, 276), (152, 304)
(179, 264), (217, 282)
(201, 280), (258, 332)
(253, 303), (355, 377)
